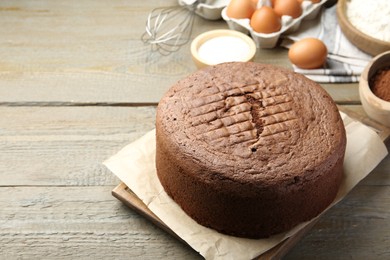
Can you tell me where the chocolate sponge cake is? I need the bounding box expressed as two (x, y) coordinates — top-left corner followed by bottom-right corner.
(156, 62), (346, 238)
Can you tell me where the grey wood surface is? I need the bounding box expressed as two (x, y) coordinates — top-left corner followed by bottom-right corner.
(1, 0), (389, 259)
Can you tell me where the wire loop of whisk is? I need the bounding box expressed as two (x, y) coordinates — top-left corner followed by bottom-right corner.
(141, 2), (197, 56)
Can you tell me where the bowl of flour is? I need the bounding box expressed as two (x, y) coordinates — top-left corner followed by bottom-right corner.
(337, 0), (390, 56)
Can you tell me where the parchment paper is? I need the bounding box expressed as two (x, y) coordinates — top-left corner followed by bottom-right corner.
(104, 112), (388, 260)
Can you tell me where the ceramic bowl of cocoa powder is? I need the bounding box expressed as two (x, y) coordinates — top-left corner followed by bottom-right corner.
(359, 50), (390, 127)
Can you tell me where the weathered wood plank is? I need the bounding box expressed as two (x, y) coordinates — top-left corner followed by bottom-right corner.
(285, 185), (390, 259)
(0, 69), (360, 107)
(0, 0), (223, 43)
(1, 185), (388, 259)
(0, 0), (359, 104)
(0, 186), (200, 259)
(0, 1), (387, 259)
(0, 0), (227, 104)
(0, 69), (189, 105)
(0, 106), (156, 186)
(0, 104), (388, 258)
(0, 105), (388, 187)
(0, 52), (360, 105)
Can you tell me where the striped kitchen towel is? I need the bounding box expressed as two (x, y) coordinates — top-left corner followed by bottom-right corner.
(282, 4), (372, 83)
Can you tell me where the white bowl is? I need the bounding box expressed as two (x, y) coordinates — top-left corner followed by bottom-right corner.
(191, 29), (256, 69)
(359, 51), (390, 127)
(337, 0), (390, 56)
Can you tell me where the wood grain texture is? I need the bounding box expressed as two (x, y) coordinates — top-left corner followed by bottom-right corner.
(285, 185), (390, 259)
(1, 0), (389, 259)
(0, 106), (156, 186)
(0, 186), (199, 259)
(0, 0), (226, 104)
(0, 55), (359, 105)
(1, 105), (388, 187)
(1, 105), (387, 259)
(112, 184), (390, 260)
(0, 0), (358, 105)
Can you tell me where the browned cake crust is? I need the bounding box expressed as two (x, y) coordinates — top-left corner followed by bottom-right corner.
(155, 62), (346, 238)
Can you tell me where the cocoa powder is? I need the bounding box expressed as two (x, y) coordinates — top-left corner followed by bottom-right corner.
(370, 67), (390, 102)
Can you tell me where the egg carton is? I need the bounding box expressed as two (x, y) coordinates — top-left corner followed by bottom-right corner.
(178, 0), (230, 20)
(222, 0), (329, 48)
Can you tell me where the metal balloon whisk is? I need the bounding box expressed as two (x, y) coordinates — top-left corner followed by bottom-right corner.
(141, 0), (198, 55)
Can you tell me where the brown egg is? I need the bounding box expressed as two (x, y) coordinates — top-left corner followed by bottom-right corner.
(288, 38), (327, 69)
(274, 0), (302, 18)
(226, 0), (256, 19)
(250, 6), (281, 33)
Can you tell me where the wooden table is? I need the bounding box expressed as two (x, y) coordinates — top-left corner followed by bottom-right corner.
(1, 0), (389, 259)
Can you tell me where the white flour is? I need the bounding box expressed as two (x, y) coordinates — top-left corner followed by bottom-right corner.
(346, 0), (390, 42)
(198, 36), (251, 65)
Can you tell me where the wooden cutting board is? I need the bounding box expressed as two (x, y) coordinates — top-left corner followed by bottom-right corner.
(112, 107), (390, 259)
